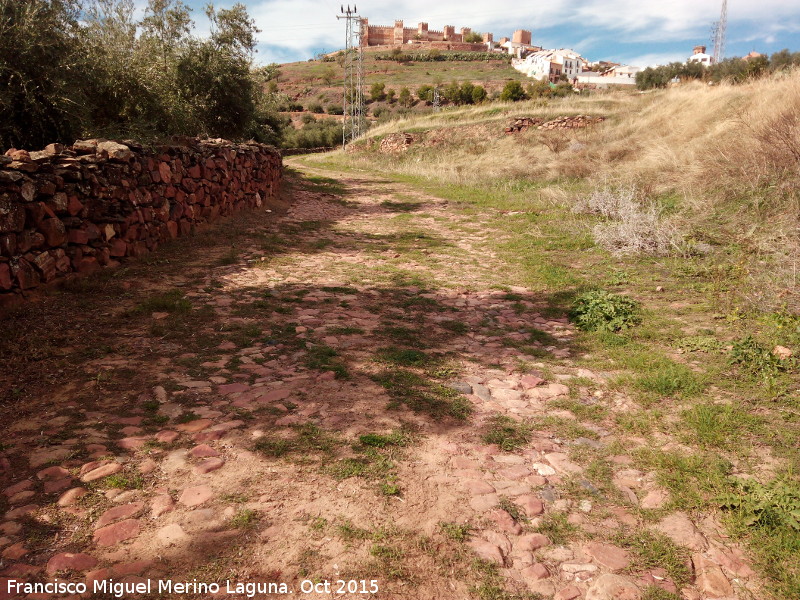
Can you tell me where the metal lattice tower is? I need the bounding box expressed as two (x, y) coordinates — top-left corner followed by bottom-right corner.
(433, 87), (441, 112)
(338, 5), (365, 147)
(712, 0), (728, 64)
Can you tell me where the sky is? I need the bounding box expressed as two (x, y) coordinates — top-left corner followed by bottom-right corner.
(173, 0), (800, 67)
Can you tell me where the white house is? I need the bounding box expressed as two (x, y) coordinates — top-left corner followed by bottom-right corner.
(513, 49), (586, 82)
(688, 45), (714, 65)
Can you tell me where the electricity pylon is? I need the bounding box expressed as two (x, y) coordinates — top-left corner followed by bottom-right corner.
(337, 5), (365, 147)
(711, 0), (727, 64)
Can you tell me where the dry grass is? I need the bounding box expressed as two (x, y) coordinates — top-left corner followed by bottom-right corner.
(321, 70), (800, 308)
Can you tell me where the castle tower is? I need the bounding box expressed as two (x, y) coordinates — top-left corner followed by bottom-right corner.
(693, 45), (707, 55)
(483, 32), (493, 43)
(394, 20), (404, 45)
(418, 22), (428, 41)
(361, 18), (369, 46)
(512, 29), (532, 45)
(443, 25), (455, 41)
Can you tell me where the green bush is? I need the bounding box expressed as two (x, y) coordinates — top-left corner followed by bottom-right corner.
(730, 335), (795, 378)
(308, 102), (324, 114)
(326, 104), (343, 115)
(570, 290), (642, 332)
(720, 477), (800, 531)
(499, 80), (526, 102)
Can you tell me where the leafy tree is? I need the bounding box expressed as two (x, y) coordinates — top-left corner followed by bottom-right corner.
(443, 80), (461, 104)
(321, 65), (336, 84)
(471, 85), (487, 104)
(386, 89), (396, 103)
(464, 31), (483, 43)
(398, 87), (412, 107)
(370, 81), (386, 102)
(459, 81), (475, 104)
(526, 79), (552, 98)
(500, 80), (526, 102)
(0, 0), (84, 149)
(417, 84), (434, 103)
(770, 49), (800, 72)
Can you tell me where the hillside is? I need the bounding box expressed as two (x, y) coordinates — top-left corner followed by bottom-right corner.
(275, 49), (527, 115)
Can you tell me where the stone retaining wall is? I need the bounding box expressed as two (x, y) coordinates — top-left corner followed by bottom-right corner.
(0, 138), (282, 299)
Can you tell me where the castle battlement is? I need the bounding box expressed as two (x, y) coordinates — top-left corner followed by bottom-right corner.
(361, 18), (490, 49)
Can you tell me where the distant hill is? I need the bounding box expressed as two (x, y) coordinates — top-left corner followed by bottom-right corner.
(274, 49), (528, 120)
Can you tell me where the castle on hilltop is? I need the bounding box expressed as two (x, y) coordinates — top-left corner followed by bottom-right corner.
(361, 19), (535, 55)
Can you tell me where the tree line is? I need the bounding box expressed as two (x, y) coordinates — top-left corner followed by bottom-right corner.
(0, 0), (283, 151)
(636, 49), (800, 90)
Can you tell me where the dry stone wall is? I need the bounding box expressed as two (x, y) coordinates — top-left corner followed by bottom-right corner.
(0, 138), (282, 299)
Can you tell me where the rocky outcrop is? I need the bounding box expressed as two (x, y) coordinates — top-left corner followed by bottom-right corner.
(0, 138), (282, 299)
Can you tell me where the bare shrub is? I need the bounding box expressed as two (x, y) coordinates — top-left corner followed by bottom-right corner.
(538, 130), (570, 153)
(573, 187), (683, 256)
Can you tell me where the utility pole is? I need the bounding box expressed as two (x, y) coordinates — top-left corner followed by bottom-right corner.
(337, 5), (365, 148)
(711, 0), (727, 64)
(433, 87), (441, 112)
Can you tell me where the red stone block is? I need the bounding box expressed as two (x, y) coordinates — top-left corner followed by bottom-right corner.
(166, 221), (178, 238)
(75, 256), (100, 274)
(188, 164), (201, 178)
(38, 218), (67, 246)
(68, 229), (89, 245)
(179, 221), (191, 236)
(109, 239), (127, 257)
(12, 259), (39, 289)
(67, 195), (83, 216)
(0, 263), (11, 290)
(0, 233), (16, 256)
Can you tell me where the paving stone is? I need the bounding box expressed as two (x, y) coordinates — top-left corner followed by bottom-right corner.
(497, 465), (531, 480)
(520, 375), (545, 388)
(0, 521), (23, 536)
(179, 485), (214, 507)
(58, 488), (88, 507)
(29, 447), (71, 468)
(151, 494), (175, 518)
(1, 542), (28, 560)
(532, 462), (556, 476)
(43, 477), (74, 494)
(555, 585), (582, 600)
(562, 562), (598, 574)
(451, 456), (481, 470)
(117, 437), (147, 451)
(516, 533), (550, 551)
(640, 488), (668, 509)
(7, 491), (35, 505)
(175, 419), (213, 433)
(93, 519), (140, 546)
(529, 383), (570, 400)
(4, 504), (37, 520)
(468, 539), (504, 565)
(448, 382), (473, 394)
(189, 444), (220, 458)
(707, 545), (756, 578)
(96, 503), (144, 528)
(655, 512), (707, 551)
(81, 463), (122, 482)
(46, 552), (98, 574)
(155, 430), (179, 443)
(218, 383), (249, 395)
(585, 573), (640, 600)
(3, 481), (34, 497)
(521, 563), (550, 580)
(693, 554), (734, 598)
(585, 542), (631, 571)
(488, 509), (522, 535)
(472, 384), (492, 402)
(544, 453), (583, 475)
(464, 480), (496, 495)
(194, 458), (225, 474)
(514, 494), (544, 517)
(469, 493), (499, 512)
(155, 523), (188, 546)
(139, 459), (157, 474)
(36, 466), (69, 481)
